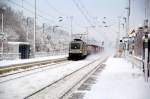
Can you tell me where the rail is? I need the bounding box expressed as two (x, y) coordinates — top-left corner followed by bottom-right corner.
(24, 56), (108, 99)
(0, 57), (67, 75)
(0, 60), (70, 83)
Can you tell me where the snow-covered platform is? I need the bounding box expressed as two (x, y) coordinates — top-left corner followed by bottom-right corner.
(0, 55), (67, 67)
(82, 57), (150, 99)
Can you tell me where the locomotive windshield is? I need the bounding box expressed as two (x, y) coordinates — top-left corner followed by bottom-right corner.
(71, 43), (80, 49)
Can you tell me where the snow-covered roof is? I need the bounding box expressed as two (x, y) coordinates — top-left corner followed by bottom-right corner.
(7, 42), (30, 45)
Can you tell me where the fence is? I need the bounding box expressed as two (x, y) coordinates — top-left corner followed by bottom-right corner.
(127, 54), (150, 82)
(127, 55), (143, 69)
(0, 49), (68, 60)
(0, 53), (21, 60)
(35, 49), (68, 57)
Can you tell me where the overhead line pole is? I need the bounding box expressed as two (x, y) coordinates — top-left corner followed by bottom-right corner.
(22, 0), (24, 14)
(33, 0), (36, 57)
(26, 17), (29, 42)
(127, 0), (130, 36)
(2, 13), (3, 33)
(1, 13), (4, 60)
(70, 16), (73, 41)
(144, 0), (149, 82)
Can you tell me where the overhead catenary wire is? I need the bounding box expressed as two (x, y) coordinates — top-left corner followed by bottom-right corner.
(76, 0), (98, 25)
(72, 0), (109, 41)
(8, 0), (55, 23)
(23, 0), (59, 21)
(72, 0), (95, 27)
(46, 0), (66, 16)
(24, 0), (77, 33)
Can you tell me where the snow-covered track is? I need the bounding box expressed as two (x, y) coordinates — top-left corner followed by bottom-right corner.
(61, 63), (106, 99)
(25, 56), (108, 99)
(0, 58), (67, 75)
(0, 60), (71, 83)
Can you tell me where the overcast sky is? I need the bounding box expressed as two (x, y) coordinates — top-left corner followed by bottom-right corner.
(5, 0), (145, 45)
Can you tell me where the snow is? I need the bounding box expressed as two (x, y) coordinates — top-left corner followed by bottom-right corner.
(84, 57), (150, 99)
(7, 41), (30, 45)
(0, 53), (106, 99)
(133, 55), (142, 60)
(0, 61), (88, 99)
(0, 55), (67, 67)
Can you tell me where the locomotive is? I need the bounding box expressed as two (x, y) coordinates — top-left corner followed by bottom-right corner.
(68, 38), (103, 60)
(68, 39), (87, 60)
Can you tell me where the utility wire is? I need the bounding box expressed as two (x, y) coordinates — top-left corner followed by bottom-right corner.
(72, 0), (95, 27)
(76, 0), (97, 24)
(73, 0), (110, 41)
(24, 0), (57, 20)
(8, 0), (55, 23)
(46, 0), (66, 16)
(76, 0), (105, 28)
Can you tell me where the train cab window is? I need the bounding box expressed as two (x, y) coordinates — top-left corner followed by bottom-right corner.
(71, 43), (80, 49)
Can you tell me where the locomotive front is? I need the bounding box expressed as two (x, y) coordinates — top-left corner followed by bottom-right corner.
(68, 39), (87, 60)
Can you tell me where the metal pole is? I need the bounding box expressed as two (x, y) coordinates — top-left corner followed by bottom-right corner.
(26, 17), (29, 41)
(123, 17), (127, 36)
(145, 0), (147, 19)
(21, 0), (24, 25)
(126, 0), (130, 54)
(1, 13), (4, 60)
(2, 13), (3, 33)
(86, 27), (88, 43)
(33, 0), (36, 57)
(145, 48), (148, 82)
(70, 16), (73, 41)
(127, 0), (130, 36)
(43, 23), (45, 34)
(144, 0), (149, 82)
(118, 17), (121, 39)
(117, 17), (121, 49)
(144, 35), (148, 82)
(22, 0), (24, 14)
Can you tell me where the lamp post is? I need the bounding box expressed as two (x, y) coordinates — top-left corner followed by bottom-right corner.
(52, 25), (60, 43)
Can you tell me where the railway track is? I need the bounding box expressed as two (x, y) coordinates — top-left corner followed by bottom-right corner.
(0, 60), (71, 84)
(0, 57), (67, 75)
(25, 56), (108, 99)
(63, 63), (106, 99)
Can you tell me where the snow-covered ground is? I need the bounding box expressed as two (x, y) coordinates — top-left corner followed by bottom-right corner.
(0, 55), (68, 67)
(84, 57), (150, 99)
(0, 52), (106, 99)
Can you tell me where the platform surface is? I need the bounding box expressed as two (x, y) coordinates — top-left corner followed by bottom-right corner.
(83, 57), (150, 99)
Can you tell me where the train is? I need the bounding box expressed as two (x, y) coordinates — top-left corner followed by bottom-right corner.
(68, 38), (103, 60)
